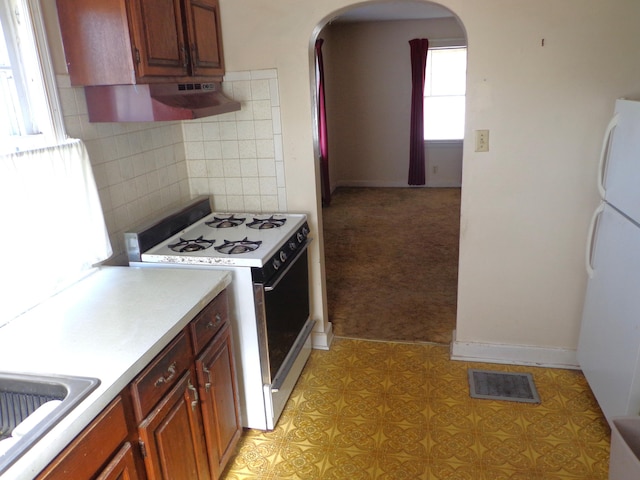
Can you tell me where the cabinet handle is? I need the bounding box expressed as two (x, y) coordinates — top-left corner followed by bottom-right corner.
(180, 44), (189, 68)
(188, 379), (199, 411)
(203, 366), (212, 392)
(154, 362), (177, 387)
(191, 43), (198, 67)
(206, 313), (222, 330)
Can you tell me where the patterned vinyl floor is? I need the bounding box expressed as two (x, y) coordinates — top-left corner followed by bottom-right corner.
(221, 338), (611, 479)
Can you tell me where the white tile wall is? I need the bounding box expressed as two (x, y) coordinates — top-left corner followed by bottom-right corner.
(56, 69), (287, 264)
(56, 75), (190, 263)
(183, 69), (287, 213)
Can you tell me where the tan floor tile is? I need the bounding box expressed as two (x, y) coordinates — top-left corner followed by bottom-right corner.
(221, 338), (610, 480)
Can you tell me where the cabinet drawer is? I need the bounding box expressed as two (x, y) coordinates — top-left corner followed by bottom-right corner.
(37, 397), (128, 479)
(190, 290), (229, 355)
(130, 332), (192, 421)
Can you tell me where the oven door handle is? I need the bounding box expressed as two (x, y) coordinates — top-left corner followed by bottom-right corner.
(271, 318), (315, 392)
(263, 239), (311, 292)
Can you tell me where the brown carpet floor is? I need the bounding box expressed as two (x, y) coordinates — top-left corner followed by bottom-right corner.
(322, 187), (460, 344)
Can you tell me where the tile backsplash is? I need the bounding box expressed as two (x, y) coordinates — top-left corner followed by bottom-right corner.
(56, 69), (286, 264)
(184, 69), (287, 213)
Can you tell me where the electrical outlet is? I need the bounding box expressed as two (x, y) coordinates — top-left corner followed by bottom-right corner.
(475, 130), (489, 152)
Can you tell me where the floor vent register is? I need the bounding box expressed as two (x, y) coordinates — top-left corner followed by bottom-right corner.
(468, 369), (540, 404)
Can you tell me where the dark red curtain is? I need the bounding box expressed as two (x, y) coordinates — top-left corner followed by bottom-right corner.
(315, 38), (331, 206)
(408, 38), (429, 185)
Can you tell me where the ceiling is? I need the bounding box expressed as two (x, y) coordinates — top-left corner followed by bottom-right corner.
(334, 1), (454, 23)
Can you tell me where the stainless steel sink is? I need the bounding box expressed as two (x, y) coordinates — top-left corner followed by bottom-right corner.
(0, 372), (100, 474)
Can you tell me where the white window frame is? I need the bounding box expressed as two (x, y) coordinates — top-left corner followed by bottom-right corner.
(423, 40), (467, 142)
(0, 0), (66, 153)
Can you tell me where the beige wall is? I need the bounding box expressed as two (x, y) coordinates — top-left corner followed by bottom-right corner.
(219, 0), (640, 359)
(425, 142), (462, 187)
(321, 17), (464, 188)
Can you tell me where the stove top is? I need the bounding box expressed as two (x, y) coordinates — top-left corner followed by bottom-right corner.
(140, 212), (309, 268)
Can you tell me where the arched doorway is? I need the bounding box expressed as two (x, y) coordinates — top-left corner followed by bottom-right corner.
(313, 1), (467, 344)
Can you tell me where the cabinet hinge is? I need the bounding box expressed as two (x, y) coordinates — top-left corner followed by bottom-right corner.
(139, 439), (147, 458)
(134, 47), (141, 64)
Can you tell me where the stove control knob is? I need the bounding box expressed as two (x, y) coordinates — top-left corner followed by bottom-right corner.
(273, 258), (282, 270)
(289, 241), (297, 251)
(296, 231), (305, 243)
(279, 251), (287, 262)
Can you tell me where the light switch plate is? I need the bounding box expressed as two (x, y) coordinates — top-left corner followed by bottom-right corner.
(475, 130), (489, 152)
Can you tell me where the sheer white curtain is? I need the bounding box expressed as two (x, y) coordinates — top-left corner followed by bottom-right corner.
(0, 139), (112, 325)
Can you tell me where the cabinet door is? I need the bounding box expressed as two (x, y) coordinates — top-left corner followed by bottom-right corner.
(196, 322), (242, 477)
(184, 0), (225, 77)
(129, 0), (190, 78)
(37, 397), (131, 479)
(138, 371), (211, 480)
(56, 0), (137, 86)
(96, 443), (141, 480)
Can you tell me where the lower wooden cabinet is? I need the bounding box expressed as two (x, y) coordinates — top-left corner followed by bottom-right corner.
(96, 442), (141, 480)
(36, 397), (139, 480)
(196, 322), (242, 478)
(138, 371), (210, 480)
(37, 289), (241, 480)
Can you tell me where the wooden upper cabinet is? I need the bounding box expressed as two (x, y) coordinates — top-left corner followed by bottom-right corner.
(184, 0), (225, 77)
(129, 0), (189, 78)
(56, 0), (137, 86)
(56, 0), (226, 86)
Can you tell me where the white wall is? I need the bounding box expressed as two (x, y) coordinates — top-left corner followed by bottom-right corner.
(321, 17), (465, 188)
(183, 69), (289, 213)
(425, 141), (462, 187)
(219, 0), (640, 363)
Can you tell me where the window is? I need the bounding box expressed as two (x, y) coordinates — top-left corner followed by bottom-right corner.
(0, 0), (64, 154)
(423, 46), (467, 141)
(0, 0), (110, 328)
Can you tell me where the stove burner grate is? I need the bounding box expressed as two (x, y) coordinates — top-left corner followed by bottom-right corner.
(247, 215), (287, 229)
(214, 237), (262, 255)
(169, 236), (215, 252)
(205, 214), (246, 228)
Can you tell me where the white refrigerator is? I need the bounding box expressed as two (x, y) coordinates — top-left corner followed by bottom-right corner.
(577, 98), (640, 424)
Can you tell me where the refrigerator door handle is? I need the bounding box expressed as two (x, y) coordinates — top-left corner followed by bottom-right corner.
(586, 202), (605, 278)
(597, 114), (619, 199)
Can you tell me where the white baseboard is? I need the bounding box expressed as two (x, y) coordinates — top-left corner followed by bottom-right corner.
(311, 322), (334, 350)
(333, 180), (413, 188)
(450, 331), (579, 370)
(331, 181), (460, 189)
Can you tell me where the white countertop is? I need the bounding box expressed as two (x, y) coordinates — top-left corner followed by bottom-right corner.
(0, 266), (231, 480)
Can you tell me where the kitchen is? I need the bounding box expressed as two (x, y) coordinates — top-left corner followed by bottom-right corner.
(38, 0), (640, 369)
(1, 0), (640, 478)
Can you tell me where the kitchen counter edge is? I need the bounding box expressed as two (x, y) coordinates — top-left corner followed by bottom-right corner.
(0, 266), (232, 480)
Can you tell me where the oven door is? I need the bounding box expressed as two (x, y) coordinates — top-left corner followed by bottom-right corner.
(254, 241), (314, 391)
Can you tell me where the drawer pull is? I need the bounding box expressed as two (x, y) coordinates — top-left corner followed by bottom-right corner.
(206, 313), (222, 329)
(203, 366), (212, 392)
(154, 362), (177, 387)
(188, 379), (199, 411)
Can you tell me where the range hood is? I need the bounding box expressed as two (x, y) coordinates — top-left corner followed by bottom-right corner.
(84, 82), (241, 122)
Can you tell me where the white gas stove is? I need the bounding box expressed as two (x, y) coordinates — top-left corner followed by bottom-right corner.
(124, 198), (313, 430)
(140, 212), (308, 269)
